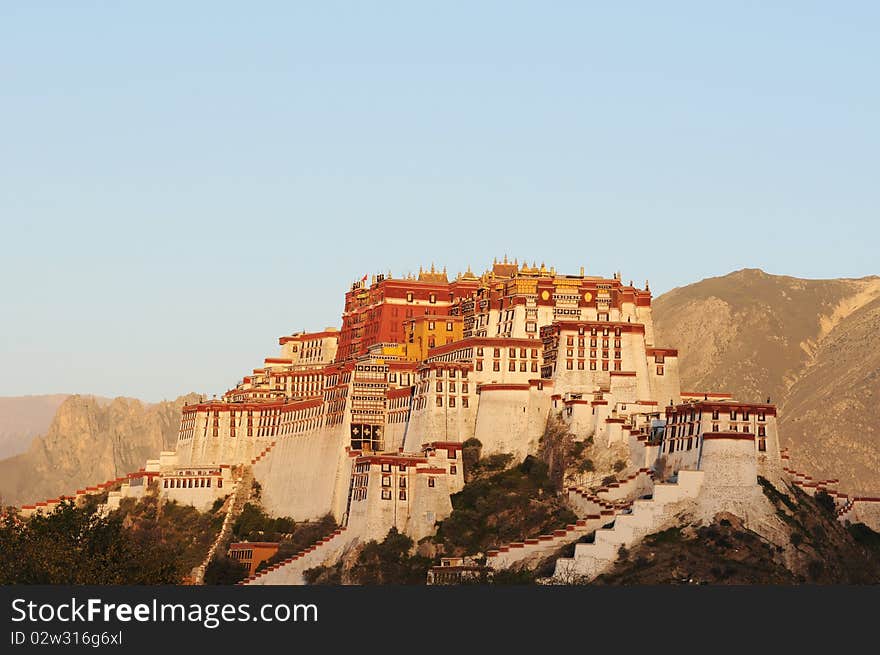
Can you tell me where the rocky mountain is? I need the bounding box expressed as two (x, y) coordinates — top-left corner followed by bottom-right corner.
(0, 393), (200, 507)
(0, 395), (71, 459)
(653, 269), (880, 493)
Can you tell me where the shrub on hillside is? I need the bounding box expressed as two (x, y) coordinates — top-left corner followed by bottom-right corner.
(204, 555), (248, 585)
(349, 528), (432, 584)
(232, 503), (295, 541)
(433, 455), (577, 556)
(0, 500), (191, 584)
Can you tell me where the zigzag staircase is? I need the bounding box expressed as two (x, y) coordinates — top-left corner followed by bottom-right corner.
(550, 469), (705, 582)
(486, 469), (655, 571)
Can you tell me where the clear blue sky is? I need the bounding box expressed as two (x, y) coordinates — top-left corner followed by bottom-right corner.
(2, 2), (878, 401)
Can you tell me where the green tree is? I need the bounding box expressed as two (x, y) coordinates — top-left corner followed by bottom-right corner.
(350, 528), (432, 584)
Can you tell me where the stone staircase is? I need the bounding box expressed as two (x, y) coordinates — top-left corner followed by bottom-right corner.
(486, 515), (612, 570)
(251, 440), (277, 466)
(192, 465), (255, 585)
(568, 468), (654, 517)
(486, 469), (655, 571)
(551, 469), (705, 583)
(241, 527), (351, 585)
(836, 497), (855, 519)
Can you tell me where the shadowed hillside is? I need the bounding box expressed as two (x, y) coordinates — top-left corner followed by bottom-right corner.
(654, 269), (880, 492)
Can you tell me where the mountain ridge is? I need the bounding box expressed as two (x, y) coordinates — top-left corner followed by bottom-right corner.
(0, 393), (200, 506)
(654, 269), (880, 493)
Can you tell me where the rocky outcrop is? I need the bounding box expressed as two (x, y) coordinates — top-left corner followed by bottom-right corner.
(654, 269), (880, 493)
(0, 393), (200, 506)
(0, 394), (70, 459)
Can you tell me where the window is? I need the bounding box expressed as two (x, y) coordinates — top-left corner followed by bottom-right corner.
(566, 360), (573, 370)
(494, 348), (501, 358)
(577, 360), (584, 370)
(590, 361), (597, 371)
(758, 438), (767, 452)
(399, 464), (407, 471)
(436, 381), (443, 392)
(567, 336), (574, 346)
(477, 347), (484, 356)
(758, 412), (766, 421)
(602, 361), (609, 371)
(381, 463), (391, 472)
(428, 477), (435, 488)
(449, 397), (456, 407)
(602, 338), (609, 348)
(381, 489), (392, 500)
(382, 475), (391, 487)
(462, 383), (468, 393)
(729, 424), (737, 432)
(712, 410), (720, 420)
(428, 336), (435, 348)
(509, 348), (516, 358)
(436, 396), (443, 407)
(399, 477), (407, 488)
(656, 365), (664, 375)
(531, 349), (538, 358)
(531, 362), (538, 372)
(526, 322), (536, 332)
(520, 362), (527, 372)
(758, 425), (766, 437)
(712, 423), (719, 432)
(614, 361), (621, 371)
(590, 338), (597, 347)
(743, 411), (750, 420)
(462, 397), (468, 408)
(730, 410), (738, 420)
(406, 292), (414, 303)
(429, 294), (436, 304)
(476, 360), (483, 371)
(614, 339), (621, 348)
(399, 490), (407, 500)
(493, 361), (500, 371)
(428, 321), (435, 330)
(450, 465), (457, 475)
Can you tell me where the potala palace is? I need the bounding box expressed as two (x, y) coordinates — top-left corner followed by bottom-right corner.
(21, 259), (880, 583)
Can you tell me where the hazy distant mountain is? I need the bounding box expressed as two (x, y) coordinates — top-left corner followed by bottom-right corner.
(0, 393), (200, 507)
(654, 269), (880, 493)
(0, 395), (71, 459)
